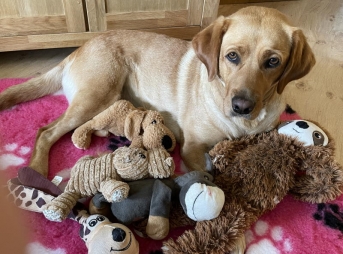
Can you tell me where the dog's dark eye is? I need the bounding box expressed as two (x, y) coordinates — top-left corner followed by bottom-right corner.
(266, 58), (280, 68)
(151, 120), (157, 124)
(139, 153), (146, 159)
(226, 52), (240, 65)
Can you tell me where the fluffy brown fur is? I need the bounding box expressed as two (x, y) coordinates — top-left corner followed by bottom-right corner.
(163, 129), (343, 253)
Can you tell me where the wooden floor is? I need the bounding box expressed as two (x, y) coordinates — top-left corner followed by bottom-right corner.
(0, 0), (342, 166)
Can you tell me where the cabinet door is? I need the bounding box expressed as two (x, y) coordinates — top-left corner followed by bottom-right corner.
(0, 0), (86, 37)
(85, 0), (219, 39)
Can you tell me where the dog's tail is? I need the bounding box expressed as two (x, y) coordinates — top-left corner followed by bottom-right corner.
(0, 60), (67, 111)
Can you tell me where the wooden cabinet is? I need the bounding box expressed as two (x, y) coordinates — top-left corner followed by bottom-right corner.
(0, 0), (219, 52)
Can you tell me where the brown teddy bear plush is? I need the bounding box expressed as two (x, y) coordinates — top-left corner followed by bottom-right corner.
(43, 146), (175, 222)
(71, 100), (176, 152)
(163, 120), (343, 253)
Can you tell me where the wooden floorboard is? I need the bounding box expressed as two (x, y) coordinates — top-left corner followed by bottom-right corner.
(0, 0), (342, 166)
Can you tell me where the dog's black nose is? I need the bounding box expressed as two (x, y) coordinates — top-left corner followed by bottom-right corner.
(296, 121), (309, 129)
(232, 96), (255, 115)
(162, 135), (173, 150)
(112, 228), (126, 242)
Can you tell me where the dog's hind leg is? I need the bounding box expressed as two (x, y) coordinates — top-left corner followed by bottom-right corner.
(29, 91), (121, 177)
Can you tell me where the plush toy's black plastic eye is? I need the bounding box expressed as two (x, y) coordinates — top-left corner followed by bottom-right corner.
(139, 153), (146, 159)
(314, 131), (322, 139)
(97, 216), (105, 221)
(89, 219), (98, 227)
(151, 120), (157, 124)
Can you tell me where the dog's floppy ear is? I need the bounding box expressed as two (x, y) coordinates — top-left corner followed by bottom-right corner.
(124, 110), (146, 140)
(277, 29), (316, 94)
(192, 16), (230, 82)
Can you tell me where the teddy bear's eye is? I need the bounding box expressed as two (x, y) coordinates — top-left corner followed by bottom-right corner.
(314, 131), (322, 139)
(139, 153), (146, 159)
(151, 120), (157, 124)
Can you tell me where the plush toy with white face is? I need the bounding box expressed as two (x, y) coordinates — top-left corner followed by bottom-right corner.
(78, 213), (139, 254)
(278, 120), (329, 146)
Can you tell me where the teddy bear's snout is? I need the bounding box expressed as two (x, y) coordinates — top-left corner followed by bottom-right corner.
(124, 155), (131, 163)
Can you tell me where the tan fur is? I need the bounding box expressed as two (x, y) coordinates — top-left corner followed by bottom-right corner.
(0, 7), (315, 176)
(43, 146), (175, 222)
(146, 216), (170, 240)
(71, 99), (176, 152)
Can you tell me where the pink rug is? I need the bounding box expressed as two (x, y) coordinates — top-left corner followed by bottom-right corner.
(1, 78), (343, 254)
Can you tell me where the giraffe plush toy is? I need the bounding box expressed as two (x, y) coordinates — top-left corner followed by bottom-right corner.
(7, 167), (139, 254)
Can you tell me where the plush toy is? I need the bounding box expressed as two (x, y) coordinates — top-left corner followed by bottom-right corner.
(72, 211), (139, 254)
(162, 120), (343, 253)
(43, 145), (175, 222)
(7, 171), (139, 254)
(71, 99), (176, 152)
(89, 171), (225, 240)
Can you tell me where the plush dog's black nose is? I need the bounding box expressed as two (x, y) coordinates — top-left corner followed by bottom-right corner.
(232, 96), (255, 115)
(162, 135), (173, 150)
(296, 121), (309, 129)
(112, 228), (126, 242)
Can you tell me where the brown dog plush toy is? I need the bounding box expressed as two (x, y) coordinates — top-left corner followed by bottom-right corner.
(163, 120), (343, 253)
(71, 100), (176, 152)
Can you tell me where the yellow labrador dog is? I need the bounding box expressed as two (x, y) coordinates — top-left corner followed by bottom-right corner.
(0, 6), (315, 177)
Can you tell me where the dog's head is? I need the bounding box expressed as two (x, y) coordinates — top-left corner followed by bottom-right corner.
(192, 6), (315, 120)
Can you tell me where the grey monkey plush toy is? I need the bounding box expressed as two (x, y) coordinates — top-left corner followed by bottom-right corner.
(89, 171), (225, 240)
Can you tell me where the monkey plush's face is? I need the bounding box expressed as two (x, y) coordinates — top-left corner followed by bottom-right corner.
(278, 120), (328, 146)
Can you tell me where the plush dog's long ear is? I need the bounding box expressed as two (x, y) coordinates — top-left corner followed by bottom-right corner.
(192, 16), (230, 82)
(124, 110), (146, 140)
(277, 29), (316, 94)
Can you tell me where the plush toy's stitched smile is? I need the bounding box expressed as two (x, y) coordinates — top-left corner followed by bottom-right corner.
(192, 191), (204, 220)
(110, 232), (132, 252)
